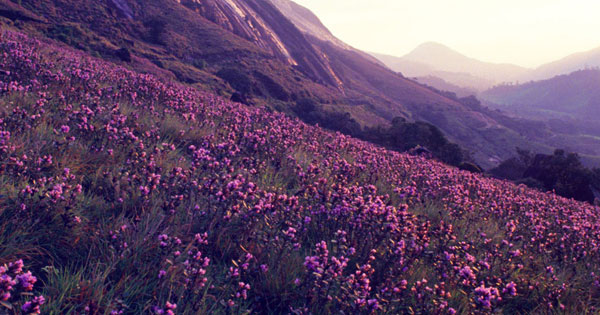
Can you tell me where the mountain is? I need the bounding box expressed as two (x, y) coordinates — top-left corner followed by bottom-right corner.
(5, 0), (343, 101)
(269, 0), (386, 67)
(2, 27), (600, 314)
(403, 42), (528, 83)
(482, 69), (600, 119)
(260, 3), (570, 167)
(5, 0), (598, 169)
(372, 42), (529, 91)
(373, 42), (600, 91)
(370, 52), (496, 91)
(480, 69), (600, 164)
(269, 0), (348, 50)
(525, 45), (600, 81)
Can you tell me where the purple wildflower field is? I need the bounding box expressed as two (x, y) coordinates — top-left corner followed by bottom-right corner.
(1, 29), (600, 314)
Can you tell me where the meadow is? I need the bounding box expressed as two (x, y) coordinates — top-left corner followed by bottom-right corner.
(1, 30), (600, 314)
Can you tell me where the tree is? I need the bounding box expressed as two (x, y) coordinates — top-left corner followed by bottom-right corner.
(494, 148), (597, 203)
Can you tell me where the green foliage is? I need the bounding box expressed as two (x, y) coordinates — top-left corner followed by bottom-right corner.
(293, 99), (470, 166)
(293, 98), (362, 137)
(191, 59), (207, 70)
(253, 71), (290, 101)
(525, 149), (596, 202)
(363, 118), (468, 166)
(216, 67), (254, 95)
(46, 24), (85, 48)
(458, 161), (483, 173)
(492, 148), (600, 203)
(293, 98), (318, 118)
(114, 47), (131, 63)
(144, 17), (168, 45)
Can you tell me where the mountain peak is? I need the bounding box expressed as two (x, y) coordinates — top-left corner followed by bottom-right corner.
(269, 0), (350, 49)
(394, 41), (528, 87)
(413, 41), (453, 52)
(404, 42), (473, 64)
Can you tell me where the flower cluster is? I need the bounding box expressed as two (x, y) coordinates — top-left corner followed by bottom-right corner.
(0, 260), (44, 314)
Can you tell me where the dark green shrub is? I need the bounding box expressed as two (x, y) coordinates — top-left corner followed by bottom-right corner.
(192, 59), (207, 70)
(294, 98), (318, 116)
(46, 24), (84, 47)
(115, 47), (131, 62)
(253, 71), (290, 101)
(216, 68), (253, 95)
(494, 148), (599, 203)
(144, 17), (168, 45)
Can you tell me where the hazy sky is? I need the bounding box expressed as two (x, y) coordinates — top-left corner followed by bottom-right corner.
(292, 0), (600, 68)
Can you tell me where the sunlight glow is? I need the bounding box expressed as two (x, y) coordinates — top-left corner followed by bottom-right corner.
(292, 0), (600, 67)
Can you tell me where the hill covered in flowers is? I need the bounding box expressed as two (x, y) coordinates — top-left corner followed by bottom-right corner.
(2, 29), (600, 314)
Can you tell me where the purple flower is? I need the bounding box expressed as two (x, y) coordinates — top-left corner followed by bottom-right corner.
(21, 295), (45, 314)
(16, 271), (36, 291)
(503, 281), (517, 296)
(474, 285), (501, 309)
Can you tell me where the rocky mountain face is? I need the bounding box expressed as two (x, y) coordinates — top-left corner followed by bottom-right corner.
(269, 0), (387, 67)
(178, 0), (342, 87)
(269, 0), (349, 50)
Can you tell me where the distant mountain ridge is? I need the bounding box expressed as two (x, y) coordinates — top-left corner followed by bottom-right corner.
(481, 69), (600, 119)
(402, 42), (528, 83)
(371, 43), (528, 91)
(524, 46), (600, 81)
(480, 69), (600, 165)
(372, 42), (600, 92)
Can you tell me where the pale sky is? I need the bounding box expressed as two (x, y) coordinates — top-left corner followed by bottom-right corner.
(292, 0), (600, 68)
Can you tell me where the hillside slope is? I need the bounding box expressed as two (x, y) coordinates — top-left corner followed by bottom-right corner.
(525, 46), (600, 81)
(413, 75), (478, 98)
(2, 28), (600, 314)
(480, 70), (600, 163)
(482, 69), (600, 119)
(0, 0), (572, 168)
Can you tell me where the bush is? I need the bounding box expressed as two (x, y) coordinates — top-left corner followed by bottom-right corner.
(216, 67), (253, 95)
(253, 71), (290, 101)
(459, 162), (483, 173)
(362, 118), (468, 167)
(46, 24), (84, 48)
(144, 17), (168, 45)
(115, 47), (132, 62)
(192, 59), (207, 70)
(493, 148), (599, 203)
(294, 98), (318, 116)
